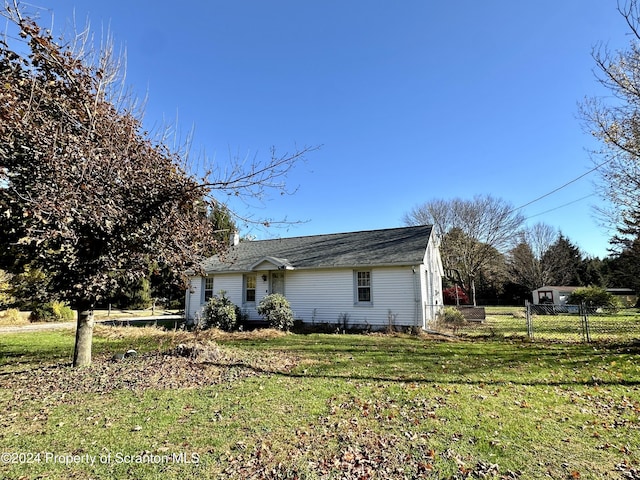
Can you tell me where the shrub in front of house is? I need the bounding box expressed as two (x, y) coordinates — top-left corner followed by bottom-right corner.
(29, 301), (74, 322)
(257, 293), (294, 331)
(202, 291), (240, 331)
(568, 286), (620, 311)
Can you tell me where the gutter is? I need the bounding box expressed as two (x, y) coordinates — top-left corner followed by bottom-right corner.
(412, 266), (420, 328)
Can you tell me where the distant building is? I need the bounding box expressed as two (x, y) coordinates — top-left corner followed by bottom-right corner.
(531, 286), (637, 307)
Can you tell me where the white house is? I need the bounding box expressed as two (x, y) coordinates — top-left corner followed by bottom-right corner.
(532, 285), (637, 307)
(185, 225), (444, 330)
(531, 286), (579, 305)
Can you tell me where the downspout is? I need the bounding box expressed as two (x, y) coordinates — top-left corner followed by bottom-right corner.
(412, 266), (420, 328)
(184, 281), (191, 325)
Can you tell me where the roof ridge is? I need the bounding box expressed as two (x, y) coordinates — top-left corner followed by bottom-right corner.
(246, 224), (432, 243)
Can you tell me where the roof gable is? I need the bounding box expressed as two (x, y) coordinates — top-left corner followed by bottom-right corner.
(201, 225), (434, 273)
(249, 256), (294, 271)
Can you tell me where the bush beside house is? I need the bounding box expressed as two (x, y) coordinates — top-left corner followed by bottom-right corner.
(257, 294), (294, 331)
(201, 291), (242, 331)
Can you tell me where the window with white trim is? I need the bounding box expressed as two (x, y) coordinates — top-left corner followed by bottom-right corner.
(538, 290), (553, 304)
(355, 270), (372, 304)
(203, 276), (214, 302)
(244, 274), (256, 303)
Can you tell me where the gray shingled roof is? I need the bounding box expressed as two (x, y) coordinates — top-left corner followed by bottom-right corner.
(201, 225), (434, 273)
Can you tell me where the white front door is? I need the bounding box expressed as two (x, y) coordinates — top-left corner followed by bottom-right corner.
(270, 272), (285, 295)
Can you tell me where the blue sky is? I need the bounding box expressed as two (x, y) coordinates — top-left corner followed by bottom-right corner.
(31, 1), (631, 258)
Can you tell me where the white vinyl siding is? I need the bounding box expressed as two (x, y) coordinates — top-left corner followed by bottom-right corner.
(187, 274), (243, 322)
(213, 274), (242, 306)
(422, 239), (444, 327)
(283, 267), (419, 329)
(189, 267), (425, 328)
(186, 276), (203, 320)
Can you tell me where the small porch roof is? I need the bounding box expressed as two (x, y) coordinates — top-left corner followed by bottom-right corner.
(249, 256), (294, 271)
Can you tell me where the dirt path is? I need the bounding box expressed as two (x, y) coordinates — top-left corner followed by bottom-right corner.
(0, 321), (76, 334)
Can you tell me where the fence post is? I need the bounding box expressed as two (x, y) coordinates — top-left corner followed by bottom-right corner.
(525, 300), (533, 340)
(580, 302), (591, 343)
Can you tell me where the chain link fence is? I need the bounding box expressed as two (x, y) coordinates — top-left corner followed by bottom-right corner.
(452, 303), (640, 343)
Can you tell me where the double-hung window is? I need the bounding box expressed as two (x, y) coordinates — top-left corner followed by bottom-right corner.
(203, 276), (214, 302)
(355, 270), (372, 304)
(244, 274), (256, 303)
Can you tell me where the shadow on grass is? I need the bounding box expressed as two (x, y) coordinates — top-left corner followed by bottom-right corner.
(219, 334), (640, 388)
(2, 331), (639, 390)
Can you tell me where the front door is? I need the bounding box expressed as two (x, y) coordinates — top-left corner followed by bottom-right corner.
(271, 272), (285, 295)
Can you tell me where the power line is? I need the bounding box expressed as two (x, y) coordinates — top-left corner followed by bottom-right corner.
(524, 193), (596, 220)
(510, 158), (610, 213)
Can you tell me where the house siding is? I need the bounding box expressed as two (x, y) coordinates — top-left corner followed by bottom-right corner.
(185, 276), (202, 321)
(186, 274), (243, 323)
(284, 269), (352, 325)
(264, 267), (422, 328)
(421, 238), (444, 328)
(292, 267), (419, 328)
(215, 274), (243, 307)
(185, 225), (444, 330)
(187, 266), (426, 329)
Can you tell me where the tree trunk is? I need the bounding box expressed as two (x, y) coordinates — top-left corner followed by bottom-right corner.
(73, 302), (95, 367)
(471, 278), (477, 307)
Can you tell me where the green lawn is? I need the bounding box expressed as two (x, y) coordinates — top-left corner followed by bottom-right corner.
(0, 326), (639, 479)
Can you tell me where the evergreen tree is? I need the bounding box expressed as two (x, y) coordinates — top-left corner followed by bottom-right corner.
(602, 238), (640, 293)
(541, 235), (583, 286)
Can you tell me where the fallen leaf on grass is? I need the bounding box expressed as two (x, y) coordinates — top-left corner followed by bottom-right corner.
(0, 341), (299, 403)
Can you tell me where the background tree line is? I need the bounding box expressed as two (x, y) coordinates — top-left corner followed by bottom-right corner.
(404, 194), (639, 306)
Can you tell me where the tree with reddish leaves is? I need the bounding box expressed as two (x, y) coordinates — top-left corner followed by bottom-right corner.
(0, 4), (313, 366)
(442, 286), (469, 305)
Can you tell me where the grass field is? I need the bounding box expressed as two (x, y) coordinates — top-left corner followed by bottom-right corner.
(0, 324), (639, 479)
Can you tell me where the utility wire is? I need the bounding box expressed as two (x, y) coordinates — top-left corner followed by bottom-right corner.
(510, 158), (610, 213)
(524, 193), (596, 220)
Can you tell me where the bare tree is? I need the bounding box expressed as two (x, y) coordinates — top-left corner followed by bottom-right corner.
(404, 195), (525, 305)
(0, 3), (315, 366)
(581, 0), (640, 244)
